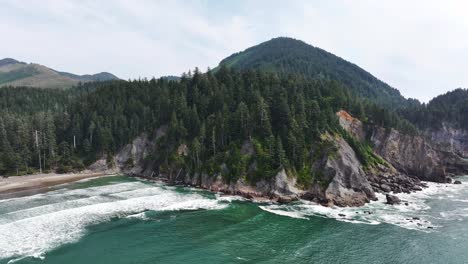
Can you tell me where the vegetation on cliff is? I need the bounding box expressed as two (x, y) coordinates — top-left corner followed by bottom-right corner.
(0, 67), (413, 179)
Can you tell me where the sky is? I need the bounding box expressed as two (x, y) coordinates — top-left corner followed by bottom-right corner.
(1, 0), (468, 102)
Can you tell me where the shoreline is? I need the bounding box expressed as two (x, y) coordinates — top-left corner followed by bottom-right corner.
(0, 171), (118, 199)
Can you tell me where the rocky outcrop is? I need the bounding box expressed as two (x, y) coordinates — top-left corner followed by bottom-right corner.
(386, 194), (401, 205)
(371, 127), (446, 182)
(366, 167), (425, 194)
(303, 134), (375, 207)
(336, 110), (366, 141)
(336, 110), (468, 183)
(371, 127), (468, 182)
(114, 133), (157, 176)
(427, 124), (468, 158)
(182, 169), (301, 202)
(91, 111), (468, 208)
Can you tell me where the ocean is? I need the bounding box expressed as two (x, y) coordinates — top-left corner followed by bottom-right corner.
(1, 175), (467, 264)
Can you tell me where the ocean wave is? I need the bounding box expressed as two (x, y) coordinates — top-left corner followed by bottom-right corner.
(259, 176), (468, 231)
(0, 181), (227, 261)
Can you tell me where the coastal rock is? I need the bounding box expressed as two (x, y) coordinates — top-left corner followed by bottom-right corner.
(88, 157), (110, 172)
(454, 180), (462, 184)
(370, 127), (468, 183)
(111, 111), (468, 209)
(114, 133), (156, 177)
(386, 194), (401, 205)
(427, 124), (468, 158)
(307, 134), (375, 207)
(380, 184), (392, 193)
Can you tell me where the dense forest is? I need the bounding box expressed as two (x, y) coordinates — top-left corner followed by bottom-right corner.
(0, 67), (416, 179)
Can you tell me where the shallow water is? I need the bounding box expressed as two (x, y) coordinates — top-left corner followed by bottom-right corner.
(1, 175), (467, 264)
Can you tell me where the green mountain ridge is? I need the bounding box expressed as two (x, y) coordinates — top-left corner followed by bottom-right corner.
(218, 37), (408, 109)
(0, 58), (119, 88)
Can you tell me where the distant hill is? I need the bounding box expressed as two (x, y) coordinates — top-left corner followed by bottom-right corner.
(399, 88), (468, 130)
(218, 37), (408, 109)
(0, 58), (119, 89)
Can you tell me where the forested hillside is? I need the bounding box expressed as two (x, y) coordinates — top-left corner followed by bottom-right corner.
(398, 88), (468, 130)
(0, 67), (415, 177)
(218, 37), (408, 109)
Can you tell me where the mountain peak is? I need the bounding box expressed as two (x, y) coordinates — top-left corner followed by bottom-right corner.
(218, 37), (407, 109)
(0, 59), (119, 88)
(0, 58), (24, 67)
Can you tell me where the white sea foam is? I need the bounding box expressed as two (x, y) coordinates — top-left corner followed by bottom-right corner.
(0, 181), (227, 261)
(126, 211), (149, 220)
(260, 176), (468, 231)
(259, 205), (308, 219)
(215, 194), (247, 203)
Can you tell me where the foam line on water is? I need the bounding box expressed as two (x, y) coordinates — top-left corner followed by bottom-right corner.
(0, 181), (227, 261)
(260, 177), (468, 231)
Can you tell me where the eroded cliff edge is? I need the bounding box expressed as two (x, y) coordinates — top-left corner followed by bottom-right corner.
(91, 111), (468, 207)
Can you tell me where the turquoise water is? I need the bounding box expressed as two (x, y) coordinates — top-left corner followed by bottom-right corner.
(1, 175), (468, 264)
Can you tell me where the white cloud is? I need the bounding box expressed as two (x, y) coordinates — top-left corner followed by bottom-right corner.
(1, 0), (467, 102)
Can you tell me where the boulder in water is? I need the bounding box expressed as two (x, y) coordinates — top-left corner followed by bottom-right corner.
(454, 180), (462, 184)
(386, 194), (401, 205)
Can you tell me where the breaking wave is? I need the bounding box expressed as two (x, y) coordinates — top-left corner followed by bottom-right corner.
(260, 176), (468, 231)
(0, 180), (227, 262)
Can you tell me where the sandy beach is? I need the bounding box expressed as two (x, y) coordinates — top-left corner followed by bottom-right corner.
(0, 171), (117, 198)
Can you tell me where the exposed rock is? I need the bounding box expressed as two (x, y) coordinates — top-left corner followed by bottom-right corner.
(370, 127), (468, 183)
(454, 180), (462, 184)
(336, 110), (366, 141)
(386, 194), (401, 205)
(107, 111), (468, 209)
(305, 134), (375, 207)
(446, 177), (453, 183)
(277, 195), (298, 203)
(114, 133), (155, 176)
(338, 213), (346, 217)
(380, 184), (392, 193)
(427, 124), (468, 158)
(88, 157), (110, 172)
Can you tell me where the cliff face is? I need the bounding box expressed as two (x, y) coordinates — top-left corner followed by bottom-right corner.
(370, 128), (446, 182)
(426, 124), (468, 158)
(335, 111), (468, 183)
(303, 135), (375, 206)
(106, 130), (377, 206)
(370, 127), (468, 182)
(98, 111), (468, 207)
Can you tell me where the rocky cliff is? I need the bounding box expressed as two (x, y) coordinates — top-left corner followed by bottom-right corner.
(104, 130), (382, 207)
(302, 134), (376, 206)
(370, 127), (468, 182)
(91, 111), (468, 208)
(336, 110), (468, 183)
(426, 124), (468, 158)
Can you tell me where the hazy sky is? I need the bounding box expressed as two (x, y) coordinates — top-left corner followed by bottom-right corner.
(2, 0), (468, 102)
